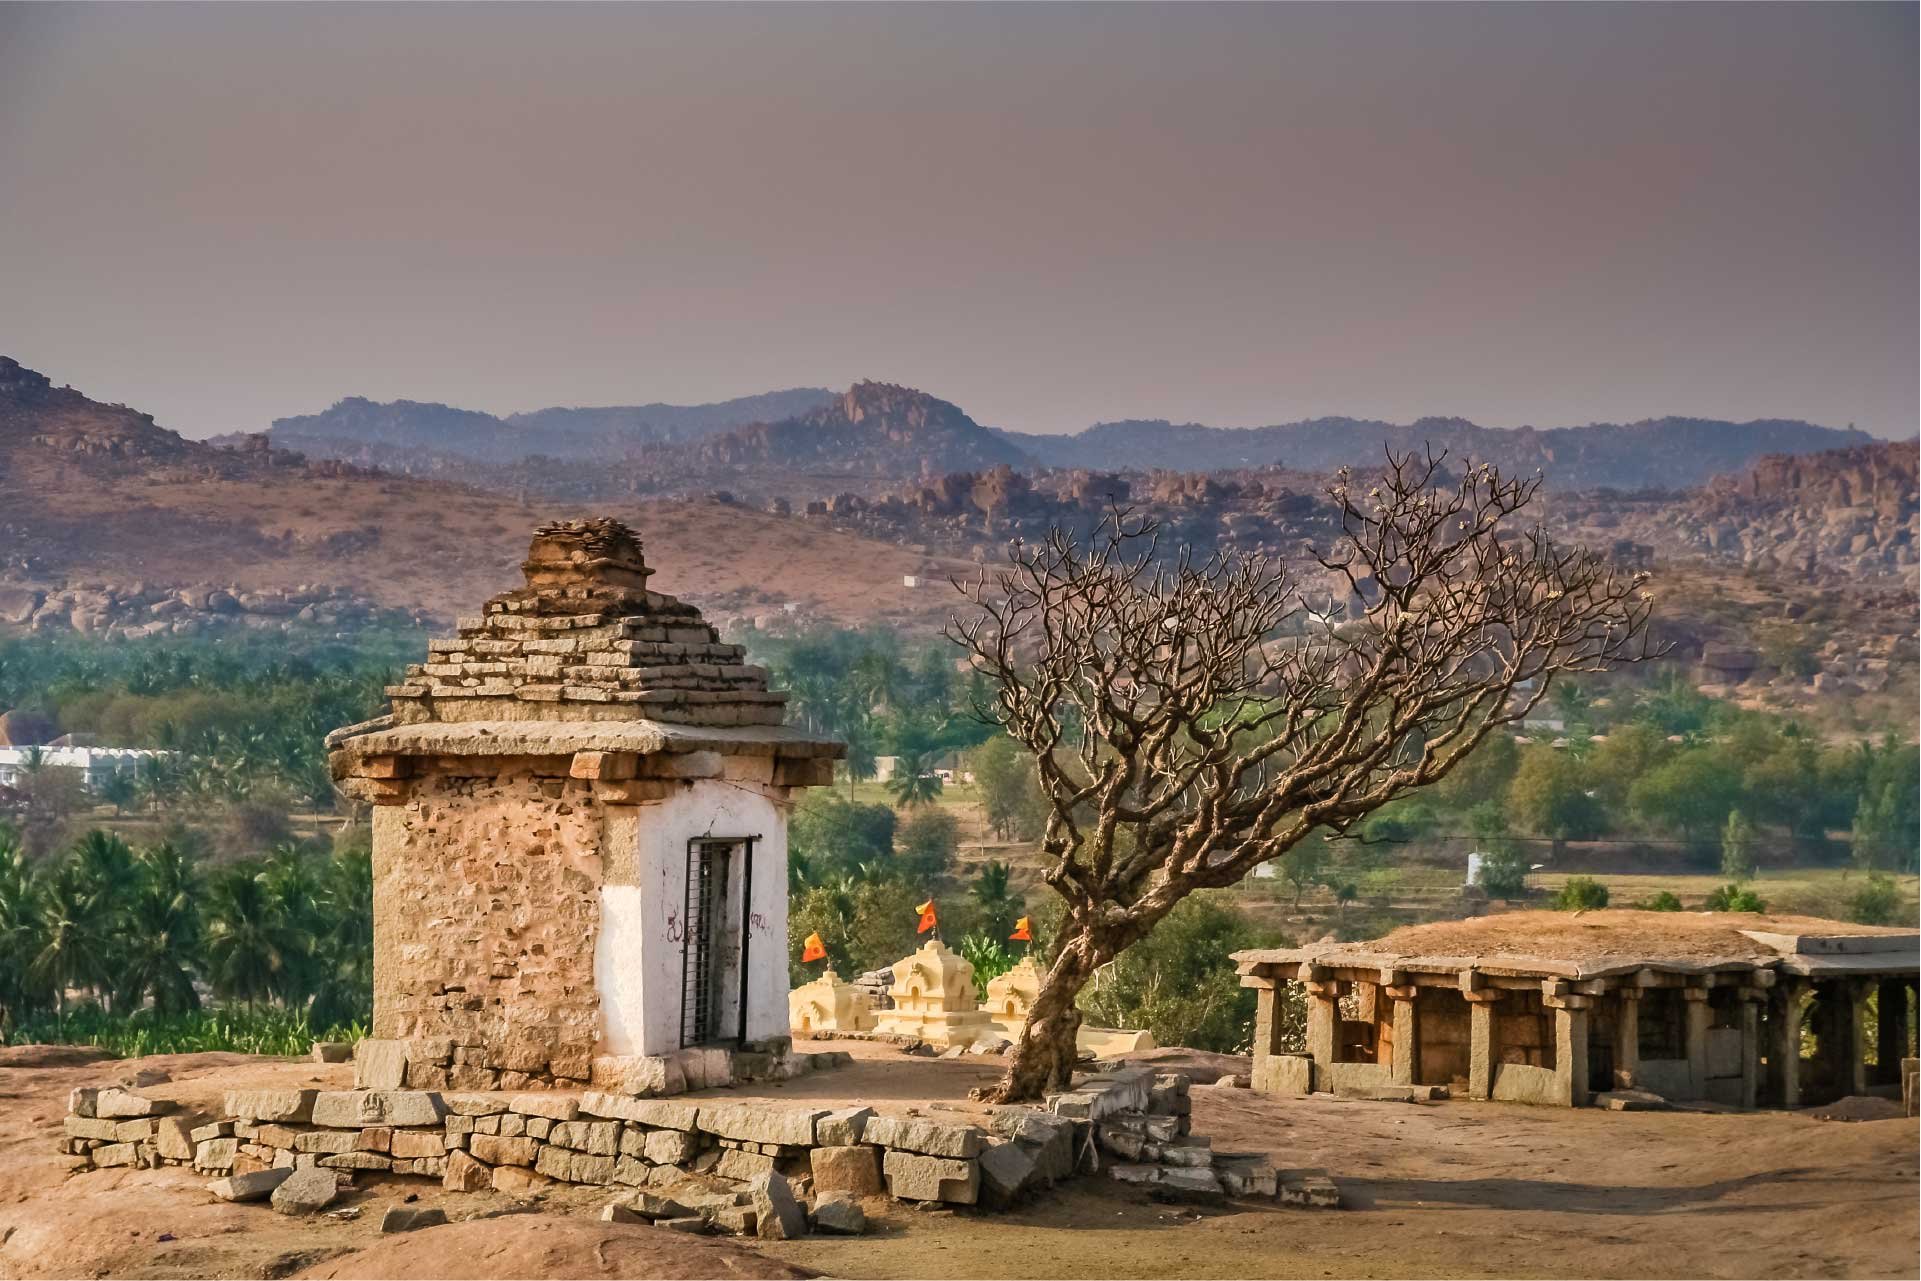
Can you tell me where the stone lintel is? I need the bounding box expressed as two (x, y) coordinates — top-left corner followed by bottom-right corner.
(1542, 993), (1592, 1010)
(592, 779), (684, 805)
(1239, 975), (1277, 991)
(1462, 988), (1505, 1005)
(1681, 986), (1711, 1002)
(1302, 980), (1340, 1000)
(357, 755), (412, 780)
(1384, 985), (1420, 1003)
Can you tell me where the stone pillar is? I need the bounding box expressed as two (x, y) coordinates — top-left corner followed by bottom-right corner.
(1683, 985), (1712, 1100)
(1738, 993), (1761, 1110)
(1466, 990), (1502, 1101)
(1778, 983), (1804, 1108)
(1387, 985), (1420, 1086)
(1878, 979), (1912, 1082)
(1613, 990), (1641, 1090)
(1847, 980), (1872, 1097)
(1253, 983), (1286, 1066)
(1304, 979), (1339, 1088)
(1552, 1000), (1590, 1106)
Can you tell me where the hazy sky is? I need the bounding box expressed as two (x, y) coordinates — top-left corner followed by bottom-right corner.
(1, 2), (1913, 439)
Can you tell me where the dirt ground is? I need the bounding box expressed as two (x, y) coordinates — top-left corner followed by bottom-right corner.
(0, 1042), (1914, 1280)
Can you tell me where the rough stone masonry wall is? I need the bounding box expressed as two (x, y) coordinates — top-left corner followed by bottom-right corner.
(371, 768), (605, 1086)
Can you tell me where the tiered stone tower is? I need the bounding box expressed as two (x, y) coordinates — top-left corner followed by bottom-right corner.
(384, 518), (786, 727)
(872, 939), (998, 1048)
(329, 519), (842, 1095)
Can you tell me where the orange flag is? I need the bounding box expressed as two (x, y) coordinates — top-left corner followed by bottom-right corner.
(915, 899), (938, 934)
(801, 932), (827, 963)
(1010, 916), (1032, 942)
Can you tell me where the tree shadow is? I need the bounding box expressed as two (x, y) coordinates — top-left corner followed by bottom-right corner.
(1326, 1166), (1848, 1215)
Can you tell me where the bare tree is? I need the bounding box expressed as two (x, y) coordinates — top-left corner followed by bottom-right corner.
(947, 452), (1661, 1102)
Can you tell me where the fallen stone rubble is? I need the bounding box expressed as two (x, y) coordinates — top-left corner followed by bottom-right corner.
(61, 1065), (1339, 1236)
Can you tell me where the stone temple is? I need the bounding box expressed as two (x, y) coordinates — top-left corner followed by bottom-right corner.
(327, 519), (843, 1093)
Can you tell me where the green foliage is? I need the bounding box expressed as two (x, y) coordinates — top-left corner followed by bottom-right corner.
(957, 931), (1016, 1001)
(1275, 831), (1330, 909)
(971, 736), (1046, 841)
(1479, 848), (1530, 900)
(1432, 735), (1521, 811)
(1552, 877), (1610, 911)
(967, 860), (1021, 941)
(5, 1004), (364, 1057)
(1848, 873), (1909, 927)
(1850, 736), (1920, 873)
(1629, 748), (1743, 845)
(1508, 747), (1605, 841)
(1077, 896), (1291, 1054)
(1359, 798), (1438, 845)
(1642, 890), (1684, 911)
(0, 821), (373, 1039)
(895, 809), (958, 886)
(787, 874), (924, 984)
(789, 793), (896, 880)
(1720, 809), (1757, 883)
(1703, 883), (1766, 913)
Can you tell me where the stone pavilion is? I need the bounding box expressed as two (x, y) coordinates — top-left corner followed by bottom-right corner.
(1236, 910), (1917, 1109)
(327, 519), (843, 1093)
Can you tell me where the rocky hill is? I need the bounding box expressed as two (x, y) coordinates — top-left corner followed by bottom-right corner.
(997, 414), (1873, 491)
(692, 382), (1027, 475)
(0, 358), (976, 639)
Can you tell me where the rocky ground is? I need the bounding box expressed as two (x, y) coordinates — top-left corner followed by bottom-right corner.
(1, 1042), (1913, 1280)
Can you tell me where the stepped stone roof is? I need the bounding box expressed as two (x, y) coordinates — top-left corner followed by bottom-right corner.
(383, 518), (787, 729)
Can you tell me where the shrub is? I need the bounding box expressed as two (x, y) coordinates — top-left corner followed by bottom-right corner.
(1642, 890), (1684, 912)
(1703, 883), (1766, 913)
(1553, 877), (1610, 911)
(1077, 895), (1290, 1054)
(1848, 873), (1908, 926)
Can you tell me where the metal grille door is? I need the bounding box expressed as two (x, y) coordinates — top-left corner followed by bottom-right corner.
(680, 840), (733, 1047)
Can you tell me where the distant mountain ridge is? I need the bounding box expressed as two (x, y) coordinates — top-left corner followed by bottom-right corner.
(996, 414), (1876, 490)
(263, 375), (1873, 493)
(265, 387), (836, 465)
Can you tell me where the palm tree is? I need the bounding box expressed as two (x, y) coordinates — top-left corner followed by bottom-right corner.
(0, 826), (48, 1034)
(32, 859), (113, 1032)
(885, 751), (944, 807)
(202, 862), (299, 1011)
(116, 841), (202, 1016)
(307, 848), (373, 1029)
(969, 860), (1020, 939)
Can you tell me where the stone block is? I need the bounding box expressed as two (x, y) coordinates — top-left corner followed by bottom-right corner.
(535, 1146), (615, 1184)
(63, 1115), (119, 1142)
(318, 1152), (393, 1171)
(155, 1116), (195, 1161)
(469, 1134), (538, 1166)
(93, 1142), (139, 1167)
(1215, 1155), (1279, 1199)
(883, 1150), (979, 1204)
(353, 1039), (410, 1090)
(526, 1118), (552, 1140)
(355, 1127), (393, 1153)
(579, 1092), (699, 1129)
(658, 1216), (711, 1235)
(311, 1090), (446, 1128)
(208, 1168), (293, 1202)
(509, 1093), (579, 1122)
(1158, 1165), (1227, 1202)
(380, 1207), (448, 1233)
(602, 1203), (645, 1224)
(809, 1145), (883, 1197)
(293, 1130), (357, 1154)
(697, 1103), (823, 1148)
(270, 1167), (341, 1215)
(95, 1088), (170, 1119)
(491, 1165), (554, 1197)
(312, 1041), (354, 1064)
(864, 1115), (985, 1159)
(677, 1047), (735, 1091)
(391, 1130), (446, 1159)
(642, 1129), (700, 1165)
(68, 1087), (98, 1117)
(714, 1149), (777, 1182)
(812, 1195), (865, 1235)
(441, 1093), (511, 1117)
(443, 1149), (491, 1192)
(549, 1120), (619, 1155)
(814, 1106), (874, 1147)
(748, 1172), (808, 1240)
(978, 1139), (1038, 1209)
(190, 1121), (235, 1143)
(1162, 1138), (1213, 1168)
(194, 1138), (238, 1170)
(707, 1206), (757, 1236)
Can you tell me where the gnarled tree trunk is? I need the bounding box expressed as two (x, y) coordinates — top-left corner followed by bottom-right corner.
(976, 925), (1107, 1103)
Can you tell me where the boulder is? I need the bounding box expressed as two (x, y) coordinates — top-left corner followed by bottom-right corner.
(94, 1088), (170, 1119)
(270, 1167), (341, 1215)
(208, 1168), (294, 1202)
(747, 1171), (808, 1240)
